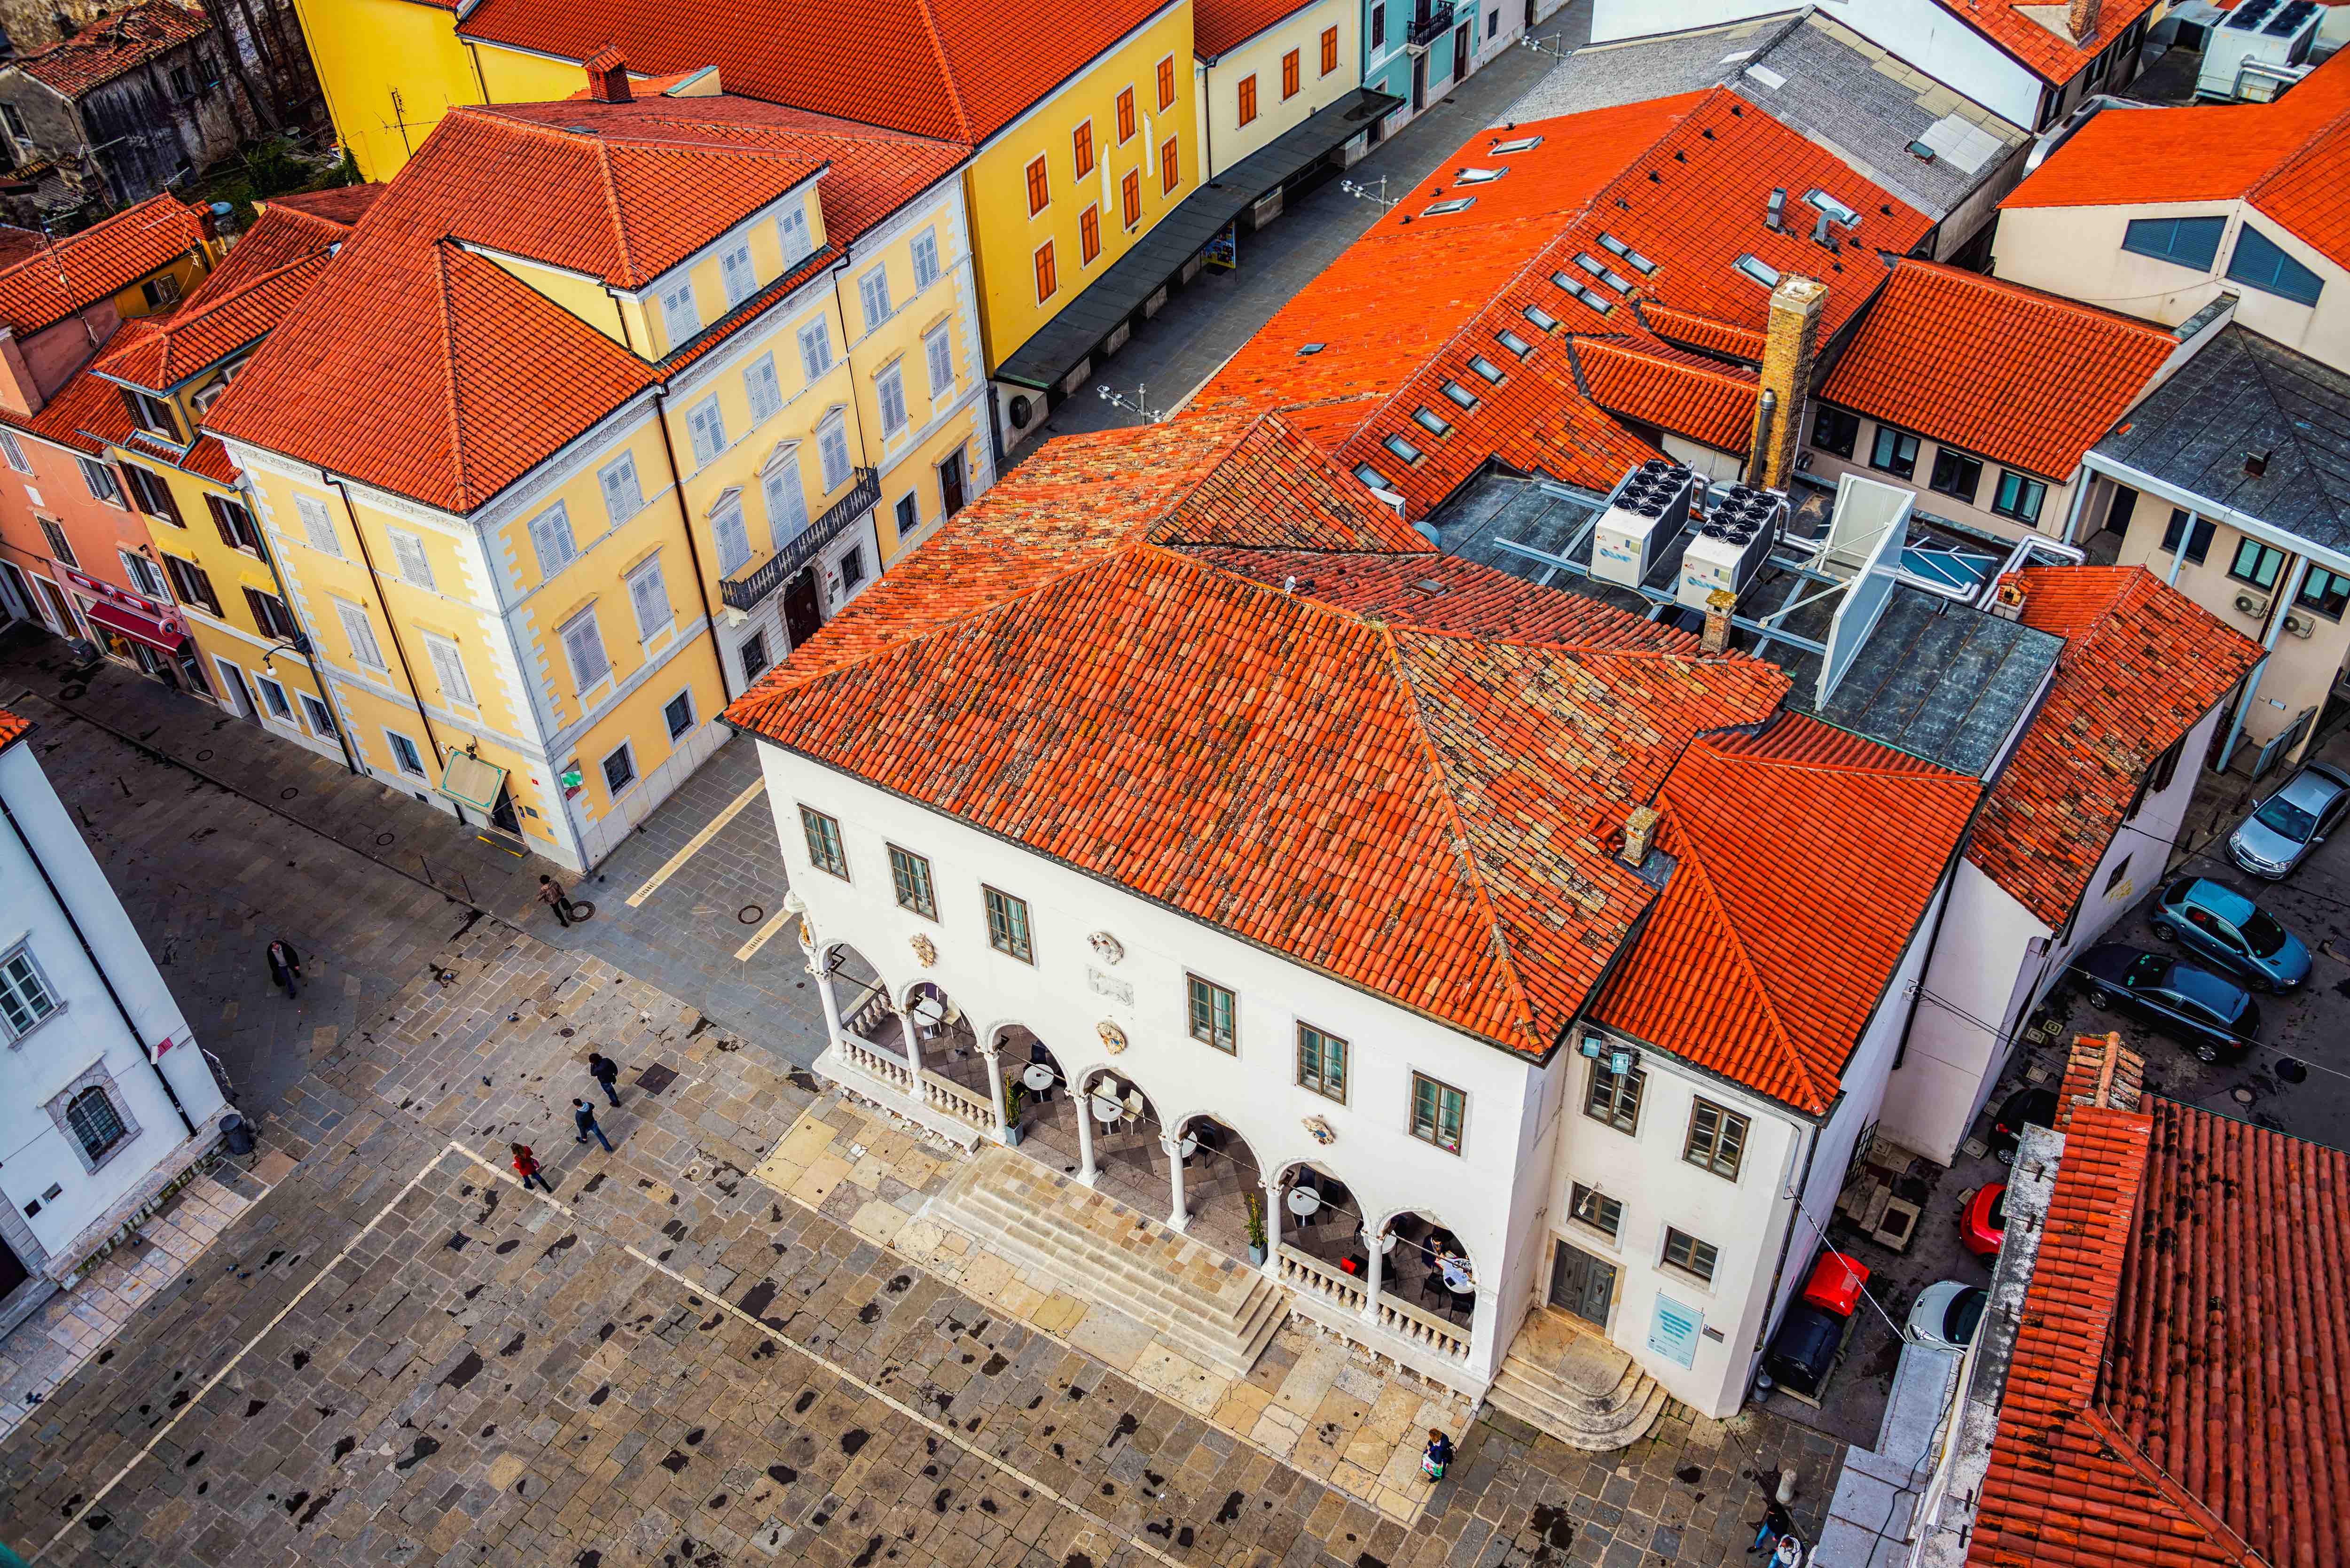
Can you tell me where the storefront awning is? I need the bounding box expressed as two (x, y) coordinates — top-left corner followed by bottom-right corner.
(995, 86), (1405, 392)
(439, 751), (507, 813)
(82, 598), (187, 654)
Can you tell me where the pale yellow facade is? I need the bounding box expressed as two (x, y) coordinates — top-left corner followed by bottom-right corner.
(1193, 0), (1358, 178)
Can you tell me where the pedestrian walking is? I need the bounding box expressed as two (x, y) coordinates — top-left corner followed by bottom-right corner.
(265, 939), (303, 1000)
(511, 1142), (552, 1194)
(1421, 1428), (1454, 1481)
(537, 874), (576, 928)
(573, 1098), (614, 1152)
(1748, 1498), (1795, 1556)
(587, 1051), (622, 1107)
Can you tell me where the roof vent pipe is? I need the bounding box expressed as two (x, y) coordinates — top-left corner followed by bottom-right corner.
(1812, 212), (1833, 247)
(1766, 187), (1785, 231)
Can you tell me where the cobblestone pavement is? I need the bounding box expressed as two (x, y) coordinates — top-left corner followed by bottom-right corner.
(0, 921), (1844, 1567)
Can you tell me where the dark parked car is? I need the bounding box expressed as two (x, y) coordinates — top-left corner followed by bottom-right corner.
(1989, 1084), (2057, 1166)
(2151, 878), (2310, 991)
(2228, 761), (2350, 878)
(2075, 943), (2258, 1062)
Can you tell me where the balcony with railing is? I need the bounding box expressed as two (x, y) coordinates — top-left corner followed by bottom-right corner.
(719, 466), (880, 613)
(1406, 2), (1456, 49)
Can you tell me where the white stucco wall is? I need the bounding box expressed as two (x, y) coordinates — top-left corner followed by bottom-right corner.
(1880, 861), (2042, 1164)
(1195, 0), (1360, 178)
(0, 738), (224, 1289)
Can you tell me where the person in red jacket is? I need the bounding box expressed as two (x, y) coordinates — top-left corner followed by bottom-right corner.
(510, 1142), (551, 1194)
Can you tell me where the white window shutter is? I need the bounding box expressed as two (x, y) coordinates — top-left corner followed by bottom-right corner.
(528, 502), (576, 577)
(389, 529), (435, 590)
(295, 494), (340, 555)
(629, 557), (671, 639)
(335, 600), (384, 670)
(878, 365), (908, 437)
(779, 203), (812, 266)
(798, 320), (832, 379)
(713, 499), (752, 577)
(721, 242), (756, 307)
(426, 634), (475, 705)
(926, 327), (953, 396)
(746, 355), (783, 424)
(599, 456), (642, 523)
(763, 451), (810, 541)
(818, 418), (852, 491)
(688, 398), (726, 467)
(562, 614), (610, 691)
(661, 283), (700, 343)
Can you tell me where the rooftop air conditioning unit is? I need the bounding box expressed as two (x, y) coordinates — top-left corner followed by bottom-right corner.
(2198, 0), (2320, 100)
(2235, 589), (2270, 617)
(1592, 460), (1699, 589)
(1678, 485), (1787, 609)
(2284, 610), (2316, 639)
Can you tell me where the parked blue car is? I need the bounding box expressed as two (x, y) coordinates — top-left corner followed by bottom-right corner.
(2150, 878), (2312, 992)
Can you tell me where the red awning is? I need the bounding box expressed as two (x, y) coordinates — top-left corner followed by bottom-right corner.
(82, 597), (187, 654)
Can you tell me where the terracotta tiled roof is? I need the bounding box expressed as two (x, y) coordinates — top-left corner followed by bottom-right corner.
(258, 184), (387, 226)
(1195, 0), (1319, 57)
(1592, 713), (1979, 1115)
(725, 410), (1793, 1058)
(205, 98), (962, 513)
(0, 195), (206, 336)
(1197, 89), (1928, 514)
(2002, 50), (2350, 270)
(181, 432), (236, 484)
(1966, 568), (2261, 928)
(94, 206), (345, 391)
(1638, 303), (1765, 360)
(3, 361), (136, 457)
(1938, 0), (2160, 85)
(0, 708), (29, 751)
(9, 0), (208, 97)
(1968, 1036), (2349, 1568)
(1572, 336), (1758, 454)
(1822, 261), (2178, 481)
(457, 0), (1166, 144)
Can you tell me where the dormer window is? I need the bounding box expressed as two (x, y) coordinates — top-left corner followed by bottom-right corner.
(658, 280), (700, 343)
(124, 388), (180, 442)
(1598, 232), (1656, 273)
(1423, 197), (1476, 215)
(1489, 134), (1543, 154)
(778, 200), (814, 267)
(720, 240), (756, 309)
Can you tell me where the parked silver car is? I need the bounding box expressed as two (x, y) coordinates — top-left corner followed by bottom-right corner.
(2228, 762), (2350, 879)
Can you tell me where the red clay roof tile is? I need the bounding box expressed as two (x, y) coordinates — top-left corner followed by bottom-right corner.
(1572, 336), (1758, 455)
(9, 0), (207, 97)
(1939, 0), (2161, 85)
(0, 195), (207, 336)
(0, 708), (27, 750)
(94, 207), (345, 391)
(1194, 0), (1320, 56)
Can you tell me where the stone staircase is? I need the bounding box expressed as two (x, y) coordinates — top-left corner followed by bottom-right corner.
(1485, 1310), (1669, 1451)
(930, 1149), (1288, 1376)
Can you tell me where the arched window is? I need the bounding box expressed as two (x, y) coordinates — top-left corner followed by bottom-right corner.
(66, 1086), (126, 1160)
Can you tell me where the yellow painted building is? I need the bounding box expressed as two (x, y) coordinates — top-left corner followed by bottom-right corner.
(202, 88), (990, 871)
(1192, 0), (1359, 178)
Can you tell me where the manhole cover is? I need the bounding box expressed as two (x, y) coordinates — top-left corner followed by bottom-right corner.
(2232, 1086), (2256, 1105)
(2277, 1057), (2309, 1084)
(60, 683), (86, 699)
(376, 832), (395, 846)
(737, 905), (764, 925)
(636, 1062), (679, 1096)
(279, 788), (298, 801)
(196, 749), (213, 761)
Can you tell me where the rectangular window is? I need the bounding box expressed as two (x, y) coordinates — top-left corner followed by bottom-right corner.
(2162, 508), (2215, 564)
(1321, 25), (1339, 74)
(713, 495), (753, 577)
(126, 387), (180, 440)
(1683, 1098), (1749, 1180)
(924, 323), (954, 397)
(1080, 204), (1101, 265)
(118, 549), (164, 600)
(2226, 225), (2324, 307)
(2229, 537), (2285, 590)
(888, 845), (937, 918)
(2298, 565), (2350, 621)
(424, 631), (477, 706)
(294, 493), (340, 556)
(240, 588), (294, 641)
(2104, 855), (2132, 896)
(1928, 448), (1982, 505)
(1662, 1227), (1717, 1285)
(1584, 1060), (1644, 1134)
(527, 501), (577, 577)
(1810, 406), (1859, 458)
(299, 693), (338, 737)
(0, 427), (27, 473)
(1034, 240), (1058, 303)
(333, 599), (384, 667)
(1371, 3), (1385, 48)
(627, 554), (672, 640)
(1281, 49), (1300, 99)
(800, 806), (848, 878)
(1026, 156), (1050, 217)
(1186, 974), (1237, 1053)
(1868, 425), (1919, 479)
(65, 1085), (126, 1159)
(664, 688), (695, 739)
(1121, 170), (1142, 229)
(1157, 54), (1175, 110)
(124, 465), (179, 522)
(79, 456), (123, 507)
(857, 265), (893, 332)
(387, 527), (435, 590)
(778, 202), (814, 266)
(764, 449), (810, 542)
(1116, 86), (1136, 142)
(1410, 1072), (1465, 1154)
(1990, 469), (2046, 525)
(1238, 75), (1258, 126)
(38, 517), (76, 569)
(1160, 137), (1178, 195)
(983, 885), (1033, 962)
(720, 240), (757, 308)
(1296, 1022), (1347, 1102)
(601, 742), (637, 797)
(896, 491), (917, 540)
(911, 228), (941, 291)
(817, 416), (852, 491)
(2121, 214), (2225, 272)
(658, 281), (700, 344)
(839, 539), (866, 590)
(254, 674), (292, 720)
(208, 495), (261, 554)
(739, 629), (770, 680)
(599, 453), (644, 523)
(686, 396), (727, 467)
(557, 611), (609, 694)
(745, 353), (784, 425)
(798, 319), (834, 380)
(877, 362), (909, 437)
(1073, 122), (1094, 180)
(387, 730), (426, 777)
(1569, 1183), (1622, 1242)
(162, 553), (218, 615)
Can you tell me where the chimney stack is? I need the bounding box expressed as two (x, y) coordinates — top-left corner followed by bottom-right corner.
(1989, 574), (2028, 621)
(2068, 0), (2100, 42)
(1621, 804), (1661, 868)
(1747, 274), (1827, 492)
(585, 46), (631, 103)
(1702, 588), (1735, 653)
(0, 328), (42, 418)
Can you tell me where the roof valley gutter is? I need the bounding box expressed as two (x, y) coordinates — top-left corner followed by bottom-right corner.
(0, 786), (199, 1139)
(328, 476), (459, 814)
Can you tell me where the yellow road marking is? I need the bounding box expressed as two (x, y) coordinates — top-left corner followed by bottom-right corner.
(625, 779), (766, 907)
(734, 904), (795, 962)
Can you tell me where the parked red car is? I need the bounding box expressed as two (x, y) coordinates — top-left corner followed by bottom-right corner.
(1959, 1183), (2007, 1259)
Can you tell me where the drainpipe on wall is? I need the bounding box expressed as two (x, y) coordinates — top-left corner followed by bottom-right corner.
(327, 476), (459, 818)
(1, 789), (199, 1138)
(2218, 554), (2310, 773)
(646, 387), (729, 706)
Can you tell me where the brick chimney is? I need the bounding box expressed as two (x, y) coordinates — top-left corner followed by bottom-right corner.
(584, 46), (631, 104)
(1989, 573), (2029, 621)
(1746, 274), (1827, 491)
(1702, 588), (1735, 653)
(2068, 0), (2100, 42)
(1620, 804), (1661, 867)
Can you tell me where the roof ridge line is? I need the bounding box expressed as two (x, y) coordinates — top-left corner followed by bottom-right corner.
(1699, 732), (1967, 781)
(1579, 333), (1768, 391)
(907, 0), (976, 145)
(2076, 1407), (2271, 1568)
(589, 139), (642, 285)
(2249, 95), (2350, 200)
(429, 242), (476, 509)
(1658, 788), (1827, 1113)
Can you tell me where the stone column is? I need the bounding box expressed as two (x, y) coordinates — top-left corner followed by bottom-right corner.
(806, 949), (842, 1045)
(1260, 1171), (1284, 1273)
(1161, 1134), (1190, 1233)
(1360, 1221), (1384, 1321)
(894, 1000), (924, 1076)
(1075, 1082), (1099, 1186)
(979, 1043), (1010, 1140)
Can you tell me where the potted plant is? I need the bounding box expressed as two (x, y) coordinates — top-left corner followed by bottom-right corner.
(1245, 1192), (1269, 1267)
(1003, 1078), (1026, 1147)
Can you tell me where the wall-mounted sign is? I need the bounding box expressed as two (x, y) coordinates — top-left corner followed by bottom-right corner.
(1648, 1293), (1702, 1369)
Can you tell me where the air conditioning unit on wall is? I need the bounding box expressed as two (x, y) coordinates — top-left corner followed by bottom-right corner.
(2236, 590), (2270, 617)
(2284, 610), (2316, 639)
